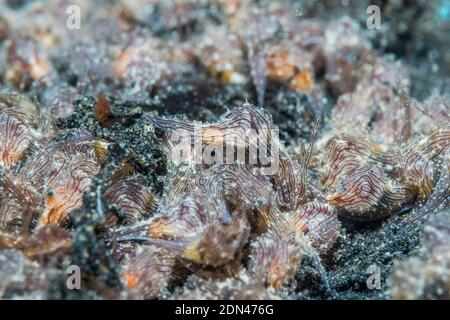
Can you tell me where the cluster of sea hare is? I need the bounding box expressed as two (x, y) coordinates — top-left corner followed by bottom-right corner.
(0, 0), (449, 299)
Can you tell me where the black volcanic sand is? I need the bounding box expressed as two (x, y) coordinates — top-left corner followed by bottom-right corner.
(295, 215), (422, 300)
